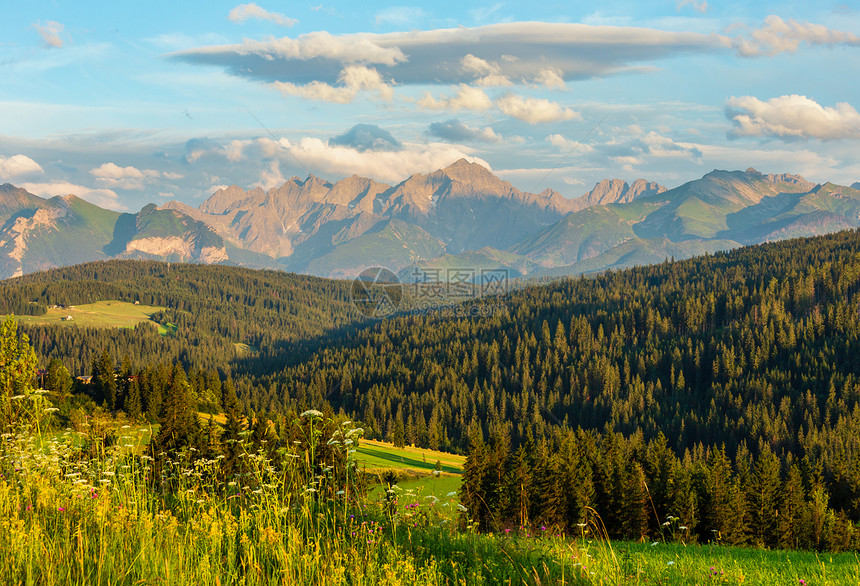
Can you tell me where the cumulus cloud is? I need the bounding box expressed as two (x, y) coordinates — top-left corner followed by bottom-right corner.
(495, 94), (580, 124)
(224, 140), (249, 162)
(171, 22), (724, 88)
(428, 119), (502, 143)
(726, 95), (860, 140)
(731, 15), (860, 57)
(596, 126), (702, 171)
(532, 67), (566, 89)
(329, 124), (402, 151)
(272, 137), (489, 184)
(89, 163), (187, 190)
(0, 155), (44, 180)
(184, 137), (226, 164)
(180, 30), (405, 73)
(546, 134), (595, 154)
(272, 65), (393, 103)
(34, 21), (64, 48)
(460, 54), (512, 87)
(21, 181), (124, 211)
(228, 3), (297, 27)
(418, 85), (493, 111)
(255, 160), (286, 189)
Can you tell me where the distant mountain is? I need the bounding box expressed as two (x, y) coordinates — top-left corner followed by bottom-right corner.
(0, 193), (234, 278)
(2, 165), (860, 282)
(568, 178), (666, 211)
(0, 192), (119, 278)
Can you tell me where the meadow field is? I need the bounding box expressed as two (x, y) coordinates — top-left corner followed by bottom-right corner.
(14, 300), (167, 333)
(4, 412), (860, 585)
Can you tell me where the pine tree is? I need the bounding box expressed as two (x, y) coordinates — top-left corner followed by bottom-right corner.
(45, 358), (72, 396)
(152, 363), (201, 459)
(746, 448), (781, 548)
(221, 377), (246, 478)
(125, 375), (142, 420)
(0, 317), (38, 427)
(92, 350), (117, 410)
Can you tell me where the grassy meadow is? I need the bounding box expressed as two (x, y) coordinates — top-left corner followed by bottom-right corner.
(355, 439), (465, 474)
(2, 413), (860, 585)
(14, 300), (167, 333)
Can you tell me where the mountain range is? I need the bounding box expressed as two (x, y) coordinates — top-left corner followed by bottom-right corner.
(1, 160), (859, 281)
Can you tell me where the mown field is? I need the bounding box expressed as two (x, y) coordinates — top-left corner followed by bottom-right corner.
(355, 439), (465, 474)
(13, 300), (167, 333)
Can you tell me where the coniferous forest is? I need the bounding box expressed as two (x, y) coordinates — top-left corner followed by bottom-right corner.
(4, 229), (860, 550)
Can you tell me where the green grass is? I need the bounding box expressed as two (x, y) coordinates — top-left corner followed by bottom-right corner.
(13, 300), (166, 333)
(356, 439), (464, 475)
(4, 413), (860, 585)
(232, 342), (259, 357)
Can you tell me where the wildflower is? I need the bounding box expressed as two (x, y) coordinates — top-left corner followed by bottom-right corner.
(667, 561), (675, 566)
(651, 542), (659, 547)
(301, 409), (323, 419)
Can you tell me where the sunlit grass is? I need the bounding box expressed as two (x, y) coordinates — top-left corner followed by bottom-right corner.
(3, 413), (860, 585)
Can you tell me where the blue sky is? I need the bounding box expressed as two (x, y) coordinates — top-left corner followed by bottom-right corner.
(2, 1), (859, 211)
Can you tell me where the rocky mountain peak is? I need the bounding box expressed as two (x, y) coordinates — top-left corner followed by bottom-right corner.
(573, 178), (666, 210)
(628, 179), (667, 199)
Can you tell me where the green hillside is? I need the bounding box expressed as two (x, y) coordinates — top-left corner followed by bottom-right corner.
(18, 196), (120, 274)
(305, 218), (446, 278)
(511, 205), (637, 266)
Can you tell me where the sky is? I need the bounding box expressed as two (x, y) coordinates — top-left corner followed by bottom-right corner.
(2, 1), (860, 211)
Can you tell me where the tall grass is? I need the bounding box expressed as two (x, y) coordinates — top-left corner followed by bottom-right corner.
(0, 410), (580, 585)
(2, 408), (860, 585)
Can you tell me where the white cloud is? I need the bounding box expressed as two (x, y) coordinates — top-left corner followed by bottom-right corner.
(273, 65), (393, 103)
(173, 22), (724, 87)
(460, 54), (512, 87)
(189, 30), (405, 66)
(495, 94), (580, 124)
(274, 137), (489, 184)
(225, 140), (249, 162)
(228, 3), (297, 27)
(418, 85), (493, 111)
(546, 134), (595, 153)
(731, 15), (860, 57)
(726, 95), (860, 140)
(533, 67), (566, 90)
(21, 182), (124, 211)
(676, 0), (708, 14)
(89, 162), (161, 189)
(428, 119), (502, 143)
(0, 155), (44, 180)
(33, 21), (64, 48)
(255, 160), (285, 189)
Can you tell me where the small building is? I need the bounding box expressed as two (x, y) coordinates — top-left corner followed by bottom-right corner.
(76, 375), (92, 384)
(61, 315), (74, 321)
